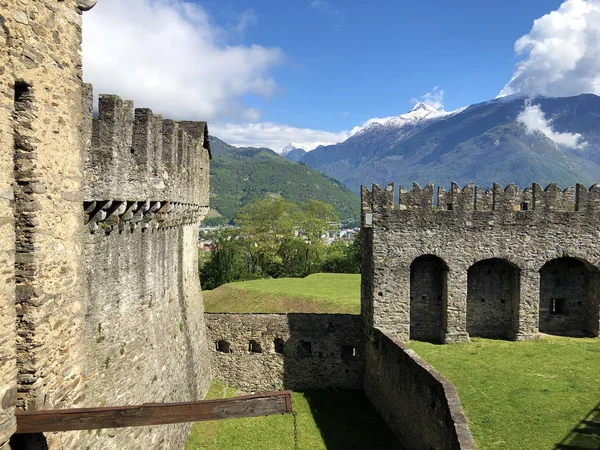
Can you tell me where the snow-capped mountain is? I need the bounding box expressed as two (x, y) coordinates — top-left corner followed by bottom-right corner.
(300, 94), (600, 194)
(357, 102), (464, 133)
(280, 144), (308, 162)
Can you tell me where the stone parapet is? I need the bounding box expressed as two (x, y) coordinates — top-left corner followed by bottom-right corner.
(364, 328), (475, 450)
(83, 87), (210, 207)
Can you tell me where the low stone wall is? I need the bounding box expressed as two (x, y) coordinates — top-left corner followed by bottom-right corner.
(364, 328), (475, 450)
(205, 313), (365, 391)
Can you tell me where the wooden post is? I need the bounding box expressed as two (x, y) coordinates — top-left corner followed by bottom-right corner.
(15, 391), (293, 434)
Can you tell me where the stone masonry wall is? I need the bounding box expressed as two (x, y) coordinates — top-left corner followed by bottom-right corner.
(361, 182), (600, 343)
(364, 328), (475, 450)
(205, 314), (365, 391)
(1, 0), (212, 448)
(79, 87), (211, 449)
(0, 1), (95, 448)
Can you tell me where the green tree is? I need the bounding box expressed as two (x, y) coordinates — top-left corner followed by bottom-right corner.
(199, 198), (357, 290)
(299, 200), (339, 274)
(235, 198), (302, 276)
(199, 229), (247, 290)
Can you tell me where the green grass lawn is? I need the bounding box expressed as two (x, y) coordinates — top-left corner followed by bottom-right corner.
(202, 273), (360, 314)
(202, 275), (600, 449)
(410, 337), (600, 450)
(185, 381), (401, 450)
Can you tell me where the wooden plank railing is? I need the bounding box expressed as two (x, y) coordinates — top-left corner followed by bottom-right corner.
(15, 390), (294, 434)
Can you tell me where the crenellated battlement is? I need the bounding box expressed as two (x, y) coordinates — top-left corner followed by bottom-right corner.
(361, 181), (600, 215)
(83, 85), (211, 214)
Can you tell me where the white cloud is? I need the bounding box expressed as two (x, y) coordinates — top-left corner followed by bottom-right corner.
(82, 3), (446, 153)
(500, 0), (600, 97)
(517, 101), (587, 149)
(410, 86), (445, 110)
(83, 0), (283, 122)
(210, 122), (352, 152)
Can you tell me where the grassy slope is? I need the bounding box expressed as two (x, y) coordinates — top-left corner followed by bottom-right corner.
(201, 275), (600, 448)
(209, 136), (360, 223)
(202, 273), (361, 315)
(185, 381), (401, 450)
(411, 337), (600, 450)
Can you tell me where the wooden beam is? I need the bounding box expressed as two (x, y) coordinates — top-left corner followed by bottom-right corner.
(15, 390), (293, 434)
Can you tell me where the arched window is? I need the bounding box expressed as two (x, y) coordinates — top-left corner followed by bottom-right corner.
(296, 340), (312, 357)
(273, 338), (285, 355)
(341, 345), (357, 359)
(248, 340), (262, 353)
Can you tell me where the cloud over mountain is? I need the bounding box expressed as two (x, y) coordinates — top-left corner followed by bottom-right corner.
(500, 0), (600, 98)
(517, 101), (588, 149)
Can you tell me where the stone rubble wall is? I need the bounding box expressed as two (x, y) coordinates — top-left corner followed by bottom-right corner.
(205, 314), (365, 391)
(0, 1), (213, 447)
(79, 87), (212, 449)
(361, 182), (600, 343)
(81, 225), (211, 450)
(0, 1), (92, 448)
(364, 328), (475, 450)
(83, 88), (210, 207)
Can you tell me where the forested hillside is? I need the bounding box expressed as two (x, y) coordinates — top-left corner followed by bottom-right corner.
(206, 137), (359, 225)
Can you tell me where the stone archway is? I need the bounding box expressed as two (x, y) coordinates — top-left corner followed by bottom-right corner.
(539, 257), (600, 337)
(410, 255), (448, 343)
(467, 258), (520, 339)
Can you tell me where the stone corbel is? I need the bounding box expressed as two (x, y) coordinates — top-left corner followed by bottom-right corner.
(103, 201), (126, 227)
(155, 201), (173, 228)
(118, 202), (138, 233)
(141, 201), (161, 231)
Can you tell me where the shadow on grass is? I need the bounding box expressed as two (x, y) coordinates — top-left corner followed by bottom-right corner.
(303, 390), (405, 450)
(555, 402), (600, 450)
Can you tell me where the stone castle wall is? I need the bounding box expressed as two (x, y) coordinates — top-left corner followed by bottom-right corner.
(205, 314), (365, 391)
(79, 87), (211, 449)
(1, 1), (93, 447)
(0, 1), (213, 448)
(361, 182), (600, 343)
(364, 329), (475, 450)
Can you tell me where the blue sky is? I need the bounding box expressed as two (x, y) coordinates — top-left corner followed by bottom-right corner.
(201, 0), (563, 130)
(83, 0), (599, 150)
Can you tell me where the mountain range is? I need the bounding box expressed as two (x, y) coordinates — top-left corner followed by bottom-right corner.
(205, 137), (360, 226)
(297, 94), (600, 193)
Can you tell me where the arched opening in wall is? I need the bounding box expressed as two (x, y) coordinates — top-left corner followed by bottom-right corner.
(467, 258), (520, 339)
(248, 340), (262, 353)
(215, 340), (231, 353)
(539, 257), (600, 337)
(410, 255), (448, 343)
